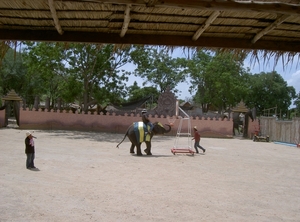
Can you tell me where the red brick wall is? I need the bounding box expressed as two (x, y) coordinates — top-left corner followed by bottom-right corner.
(17, 108), (260, 138)
(0, 108), (260, 138)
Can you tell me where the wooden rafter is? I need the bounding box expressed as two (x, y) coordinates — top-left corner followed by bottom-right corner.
(192, 11), (220, 41)
(251, 14), (292, 44)
(1, 29), (300, 52)
(48, 0), (64, 35)
(120, 4), (131, 37)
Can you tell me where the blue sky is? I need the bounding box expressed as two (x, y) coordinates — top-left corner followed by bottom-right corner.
(125, 49), (300, 102)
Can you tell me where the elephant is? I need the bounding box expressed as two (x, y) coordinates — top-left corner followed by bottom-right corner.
(232, 110), (254, 137)
(243, 110), (254, 138)
(116, 121), (171, 156)
(232, 112), (243, 136)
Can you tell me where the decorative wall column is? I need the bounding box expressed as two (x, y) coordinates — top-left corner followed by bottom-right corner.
(57, 98), (62, 112)
(34, 96), (40, 111)
(45, 97), (50, 111)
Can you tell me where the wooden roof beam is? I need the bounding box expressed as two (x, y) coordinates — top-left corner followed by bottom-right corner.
(251, 14), (292, 44)
(192, 11), (220, 41)
(1, 29), (300, 53)
(120, 4), (131, 37)
(48, 0), (64, 35)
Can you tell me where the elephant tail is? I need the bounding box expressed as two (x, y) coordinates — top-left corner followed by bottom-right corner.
(116, 132), (128, 149)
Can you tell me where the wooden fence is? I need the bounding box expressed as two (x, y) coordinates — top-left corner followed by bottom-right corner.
(259, 117), (300, 144)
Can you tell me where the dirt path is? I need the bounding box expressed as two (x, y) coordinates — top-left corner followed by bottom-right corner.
(0, 128), (299, 222)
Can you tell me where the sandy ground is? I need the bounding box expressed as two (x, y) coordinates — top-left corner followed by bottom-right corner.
(0, 128), (300, 222)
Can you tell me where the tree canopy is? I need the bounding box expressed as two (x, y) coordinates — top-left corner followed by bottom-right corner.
(186, 51), (250, 112)
(21, 42), (131, 113)
(130, 46), (186, 94)
(244, 71), (296, 116)
(0, 43), (297, 118)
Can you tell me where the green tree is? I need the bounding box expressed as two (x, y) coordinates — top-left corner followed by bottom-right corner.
(22, 42), (66, 105)
(65, 43), (131, 113)
(245, 71), (296, 116)
(22, 42), (132, 112)
(0, 48), (27, 98)
(187, 51), (248, 112)
(127, 81), (160, 102)
(130, 46), (185, 94)
(293, 92), (300, 116)
(186, 50), (212, 111)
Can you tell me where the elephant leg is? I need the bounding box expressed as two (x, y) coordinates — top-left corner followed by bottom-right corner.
(233, 123), (237, 135)
(144, 142), (152, 155)
(233, 122), (241, 135)
(136, 144), (143, 156)
(130, 143), (135, 154)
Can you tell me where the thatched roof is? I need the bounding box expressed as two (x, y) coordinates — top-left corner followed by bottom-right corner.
(0, 0), (300, 53)
(111, 96), (152, 110)
(2, 89), (23, 101)
(232, 101), (249, 113)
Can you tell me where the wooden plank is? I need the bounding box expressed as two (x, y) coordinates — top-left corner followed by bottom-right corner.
(1, 29), (300, 52)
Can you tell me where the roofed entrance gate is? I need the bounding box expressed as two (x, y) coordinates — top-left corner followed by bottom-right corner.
(1, 90), (23, 127)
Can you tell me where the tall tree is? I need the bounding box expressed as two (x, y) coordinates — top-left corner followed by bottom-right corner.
(65, 43), (131, 113)
(127, 81), (160, 102)
(185, 50), (212, 111)
(22, 43), (132, 112)
(23, 42), (66, 106)
(294, 92), (300, 116)
(130, 46), (185, 94)
(0, 48), (27, 98)
(187, 51), (248, 112)
(245, 71), (296, 116)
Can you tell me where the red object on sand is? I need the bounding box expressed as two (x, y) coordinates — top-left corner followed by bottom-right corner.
(171, 148), (195, 155)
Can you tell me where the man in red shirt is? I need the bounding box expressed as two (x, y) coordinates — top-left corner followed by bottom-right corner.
(192, 126), (206, 154)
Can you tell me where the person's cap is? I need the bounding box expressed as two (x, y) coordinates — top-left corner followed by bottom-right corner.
(193, 126), (197, 129)
(141, 109), (147, 113)
(26, 131), (32, 137)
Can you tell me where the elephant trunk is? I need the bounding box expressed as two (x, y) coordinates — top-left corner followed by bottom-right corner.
(163, 124), (171, 133)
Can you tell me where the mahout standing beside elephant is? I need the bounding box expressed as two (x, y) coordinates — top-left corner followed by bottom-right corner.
(116, 121), (171, 156)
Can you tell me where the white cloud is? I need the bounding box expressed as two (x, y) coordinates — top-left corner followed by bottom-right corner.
(287, 70), (300, 94)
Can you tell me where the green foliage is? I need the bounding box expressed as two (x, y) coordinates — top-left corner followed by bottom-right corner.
(244, 71), (296, 116)
(294, 92), (300, 115)
(22, 42), (66, 105)
(0, 43), (297, 118)
(127, 81), (160, 102)
(64, 43), (131, 112)
(21, 42), (132, 111)
(130, 46), (185, 94)
(187, 51), (248, 112)
(0, 48), (27, 98)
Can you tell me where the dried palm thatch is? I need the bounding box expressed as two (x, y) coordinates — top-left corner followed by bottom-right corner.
(0, 41), (22, 65)
(0, 0), (300, 66)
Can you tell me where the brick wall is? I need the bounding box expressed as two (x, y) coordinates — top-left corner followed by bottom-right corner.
(17, 108), (251, 138)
